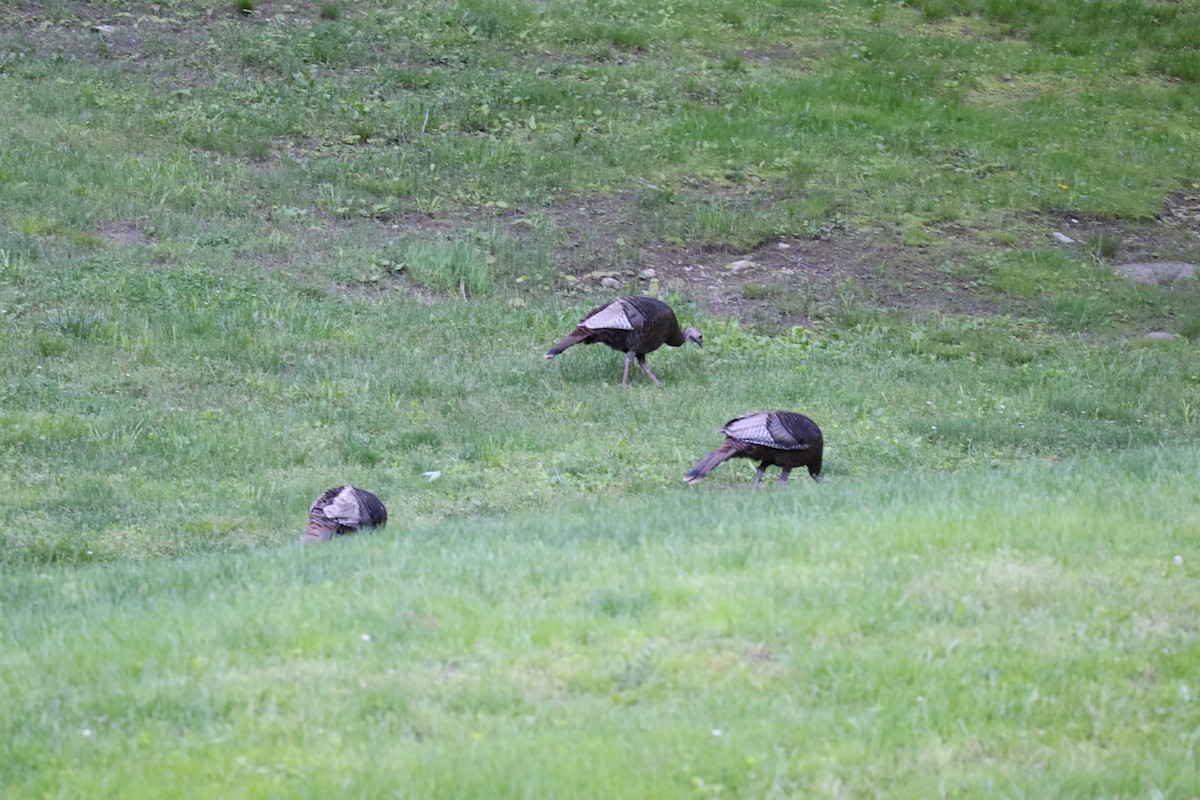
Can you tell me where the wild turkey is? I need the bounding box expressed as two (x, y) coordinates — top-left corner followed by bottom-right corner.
(684, 411), (824, 489)
(302, 486), (388, 543)
(545, 296), (702, 385)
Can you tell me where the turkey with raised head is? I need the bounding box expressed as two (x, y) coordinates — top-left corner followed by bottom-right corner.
(302, 485), (388, 543)
(545, 296), (702, 385)
(685, 411), (823, 489)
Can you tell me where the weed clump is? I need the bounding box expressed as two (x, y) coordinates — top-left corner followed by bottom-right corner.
(1085, 231), (1123, 262)
(402, 237), (494, 297)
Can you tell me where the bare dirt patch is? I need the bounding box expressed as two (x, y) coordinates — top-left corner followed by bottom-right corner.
(602, 230), (998, 327)
(362, 187), (1200, 330)
(95, 219), (149, 247)
(488, 191), (997, 328)
(1116, 262), (1196, 285)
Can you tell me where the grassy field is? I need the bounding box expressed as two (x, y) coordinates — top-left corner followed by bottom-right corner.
(2, 0), (1199, 796)
(3, 450), (1198, 797)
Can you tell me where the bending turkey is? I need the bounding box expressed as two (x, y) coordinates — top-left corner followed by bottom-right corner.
(685, 411), (823, 489)
(545, 296), (701, 385)
(302, 486), (388, 543)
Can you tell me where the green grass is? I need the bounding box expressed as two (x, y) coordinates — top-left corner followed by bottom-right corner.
(3, 0), (1200, 794)
(3, 294), (1197, 567)
(3, 0), (1197, 232)
(2, 448), (1198, 797)
(401, 236), (495, 296)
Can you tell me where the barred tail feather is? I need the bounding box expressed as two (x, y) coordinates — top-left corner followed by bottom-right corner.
(684, 443), (739, 484)
(302, 515), (338, 544)
(545, 328), (589, 360)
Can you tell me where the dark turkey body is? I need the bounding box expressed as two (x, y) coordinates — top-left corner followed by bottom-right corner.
(578, 296), (687, 355)
(545, 296), (700, 385)
(685, 411), (823, 489)
(303, 485), (388, 543)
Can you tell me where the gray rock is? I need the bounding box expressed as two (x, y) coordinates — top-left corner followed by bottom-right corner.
(1144, 331), (1177, 341)
(600, 276), (623, 289)
(1116, 262), (1196, 284)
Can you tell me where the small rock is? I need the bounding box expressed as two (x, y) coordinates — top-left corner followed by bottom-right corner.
(600, 276), (622, 289)
(1144, 331), (1176, 341)
(1052, 232), (1076, 244)
(638, 268), (656, 279)
(776, 242), (791, 250)
(726, 259), (755, 272)
(91, 24), (116, 34)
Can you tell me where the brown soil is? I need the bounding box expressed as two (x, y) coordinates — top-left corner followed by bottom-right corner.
(398, 190), (1200, 329)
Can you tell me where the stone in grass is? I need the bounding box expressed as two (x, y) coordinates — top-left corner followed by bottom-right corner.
(600, 276), (623, 289)
(1116, 262), (1196, 285)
